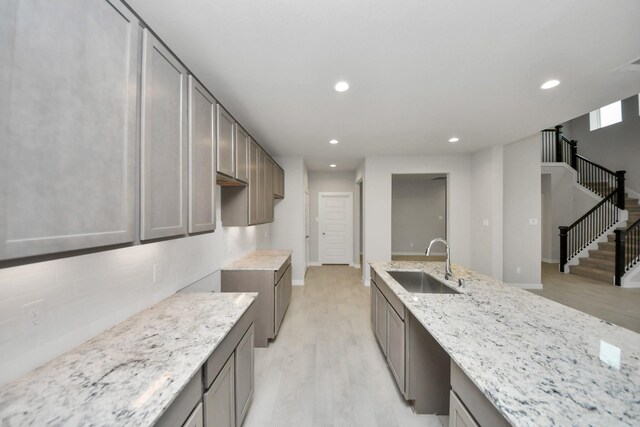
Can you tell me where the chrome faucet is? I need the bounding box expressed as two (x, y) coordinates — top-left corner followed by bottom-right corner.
(426, 238), (453, 280)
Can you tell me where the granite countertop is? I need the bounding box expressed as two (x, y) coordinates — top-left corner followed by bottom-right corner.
(370, 261), (640, 427)
(222, 250), (292, 271)
(0, 292), (257, 427)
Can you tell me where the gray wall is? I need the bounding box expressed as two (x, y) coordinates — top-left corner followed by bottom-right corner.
(562, 95), (640, 192)
(271, 157), (307, 284)
(470, 146), (504, 280)
(503, 134), (542, 285)
(308, 171), (357, 264)
(391, 175), (446, 254)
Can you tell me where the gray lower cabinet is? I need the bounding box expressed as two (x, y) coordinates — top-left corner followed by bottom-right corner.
(156, 370), (204, 427)
(387, 304), (405, 393)
(188, 76), (216, 234)
(205, 354), (236, 427)
(235, 324), (254, 427)
(371, 272), (450, 414)
(1, 0), (139, 260)
(234, 125), (249, 183)
(222, 256), (292, 347)
(449, 391), (479, 427)
(374, 285), (388, 355)
(184, 402), (204, 427)
(217, 105), (235, 179)
(140, 29), (188, 241)
(450, 362), (510, 427)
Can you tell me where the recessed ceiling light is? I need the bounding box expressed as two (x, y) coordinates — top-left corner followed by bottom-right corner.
(329, 139), (339, 145)
(334, 81), (349, 92)
(330, 164), (337, 168)
(540, 79), (560, 89)
(448, 137), (460, 143)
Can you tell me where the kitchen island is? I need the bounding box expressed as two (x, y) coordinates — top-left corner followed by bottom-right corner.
(369, 261), (640, 427)
(0, 292), (257, 427)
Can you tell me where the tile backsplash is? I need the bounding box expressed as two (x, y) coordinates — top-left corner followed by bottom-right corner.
(0, 220), (271, 386)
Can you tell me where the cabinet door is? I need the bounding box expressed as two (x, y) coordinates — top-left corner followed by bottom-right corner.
(235, 324), (254, 426)
(387, 304), (405, 393)
(204, 354), (235, 427)
(257, 149), (267, 223)
(265, 158), (274, 222)
(370, 283), (376, 328)
(449, 391), (479, 427)
(188, 76), (216, 234)
(141, 29), (188, 240)
(234, 125), (249, 183)
(183, 402), (204, 427)
(374, 286), (388, 356)
(248, 139), (259, 225)
(217, 105), (235, 178)
(284, 263), (292, 309)
(274, 280), (283, 335)
(1, 0), (139, 260)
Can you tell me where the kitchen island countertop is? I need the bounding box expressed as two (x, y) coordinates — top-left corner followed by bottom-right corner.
(370, 260), (640, 427)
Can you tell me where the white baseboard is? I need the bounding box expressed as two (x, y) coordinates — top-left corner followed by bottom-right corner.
(392, 251), (445, 256)
(542, 258), (559, 264)
(350, 264), (361, 269)
(307, 262), (322, 267)
(363, 278), (371, 287)
(508, 283), (543, 290)
(293, 279), (304, 286)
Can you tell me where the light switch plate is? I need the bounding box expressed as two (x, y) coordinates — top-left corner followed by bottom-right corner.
(528, 218), (538, 225)
(482, 219), (489, 227)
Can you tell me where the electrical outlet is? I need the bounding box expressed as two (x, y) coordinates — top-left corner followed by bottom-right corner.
(410, 242), (414, 248)
(482, 219), (489, 227)
(23, 299), (45, 328)
(516, 266), (522, 274)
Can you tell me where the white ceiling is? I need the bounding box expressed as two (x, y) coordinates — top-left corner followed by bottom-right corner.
(127, 0), (640, 172)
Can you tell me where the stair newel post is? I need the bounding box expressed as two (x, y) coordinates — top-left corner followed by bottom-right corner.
(559, 226), (569, 273)
(570, 140), (578, 170)
(614, 228), (625, 287)
(616, 170), (626, 210)
(554, 125), (563, 163)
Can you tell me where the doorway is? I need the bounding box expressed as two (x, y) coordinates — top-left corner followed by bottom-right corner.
(391, 174), (447, 261)
(318, 192), (354, 264)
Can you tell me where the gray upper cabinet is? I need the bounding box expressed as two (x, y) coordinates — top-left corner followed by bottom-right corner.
(249, 139), (260, 225)
(188, 76), (216, 234)
(265, 157), (275, 222)
(234, 125), (249, 183)
(274, 165), (285, 199)
(217, 105), (235, 178)
(140, 29), (188, 241)
(0, 0), (139, 260)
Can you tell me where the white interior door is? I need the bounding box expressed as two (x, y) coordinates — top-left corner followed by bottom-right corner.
(319, 192), (353, 264)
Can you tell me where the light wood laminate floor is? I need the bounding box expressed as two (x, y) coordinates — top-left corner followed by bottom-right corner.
(244, 265), (447, 427)
(532, 262), (640, 333)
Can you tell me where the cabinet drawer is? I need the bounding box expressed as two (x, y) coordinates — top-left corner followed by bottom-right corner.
(449, 390), (479, 427)
(377, 276), (405, 321)
(183, 402), (204, 427)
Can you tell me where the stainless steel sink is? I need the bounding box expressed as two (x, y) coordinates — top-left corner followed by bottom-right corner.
(387, 271), (459, 294)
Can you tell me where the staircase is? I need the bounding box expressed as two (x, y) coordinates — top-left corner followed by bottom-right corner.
(570, 193), (640, 283)
(542, 126), (640, 286)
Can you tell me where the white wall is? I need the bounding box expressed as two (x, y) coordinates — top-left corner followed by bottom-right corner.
(271, 157), (307, 285)
(562, 95), (640, 192)
(503, 134), (542, 286)
(307, 171), (357, 264)
(363, 155), (472, 284)
(391, 176), (446, 254)
(540, 164), (600, 262)
(0, 188), (270, 386)
(470, 146), (504, 279)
